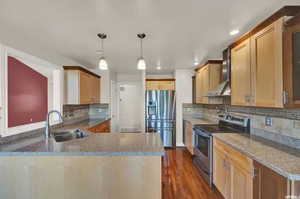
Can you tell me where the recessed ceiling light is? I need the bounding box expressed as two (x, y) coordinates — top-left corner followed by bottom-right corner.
(230, 29), (239, 36)
(156, 66), (161, 70)
(194, 61), (199, 66)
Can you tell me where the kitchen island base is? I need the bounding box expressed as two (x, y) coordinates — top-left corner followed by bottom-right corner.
(0, 156), (161, 199)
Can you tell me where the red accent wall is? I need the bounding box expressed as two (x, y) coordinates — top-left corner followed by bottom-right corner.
(8, 56), (48, 128)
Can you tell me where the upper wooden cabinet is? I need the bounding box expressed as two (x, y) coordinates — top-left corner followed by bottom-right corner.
(195, 61), (222, 104)
(230, 6), (300, 108)
(284, 14), (300, 107)
(231, 18), (284, 108)
(64, 66), (101, 105)
(231, 38), (252, 106)
(146, 79), (175, 90)
(251, 18), (284, 108)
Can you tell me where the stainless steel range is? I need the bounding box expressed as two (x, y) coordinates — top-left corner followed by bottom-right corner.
(192, 114), (250, 187)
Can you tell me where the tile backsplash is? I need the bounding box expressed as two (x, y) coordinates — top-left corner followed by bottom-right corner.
(63, 104), (109, 123)
(183, 103), (300, 148)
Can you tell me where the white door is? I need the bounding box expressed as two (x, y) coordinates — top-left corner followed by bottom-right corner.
(118, 83), (142, 132)
(110, 80), (118, 132)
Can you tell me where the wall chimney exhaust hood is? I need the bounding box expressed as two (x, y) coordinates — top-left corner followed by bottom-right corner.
(207, 48), (231, 97)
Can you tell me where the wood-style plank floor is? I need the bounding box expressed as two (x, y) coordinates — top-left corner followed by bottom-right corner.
(162, 148), (224, 199)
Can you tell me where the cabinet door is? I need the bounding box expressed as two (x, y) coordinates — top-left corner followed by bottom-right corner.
(195, 71), (202, 103)
(96, 77), (100, 103)
(185, 121), (193, 155)
(159, 81), (175, 90)
(253, 160), (288, 199)
(146, 81), (160, 90)
(209, 64), (222, 91)
(284, 19), (300, 107)
(251, 18), (284, 108)
(91, 76), (100, 104)
(202, 66), (209, 104)
(231, 164), (253, 199)
(231, 38), (252, 106)
(80, 71), (92, 104)
(213, 148), (231, 199)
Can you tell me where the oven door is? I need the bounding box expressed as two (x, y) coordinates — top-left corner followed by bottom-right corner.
(193, 129), (212, 182)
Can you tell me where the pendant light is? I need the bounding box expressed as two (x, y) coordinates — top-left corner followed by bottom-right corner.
(97, 33), (108, 70)
(137, 33), (146, 70)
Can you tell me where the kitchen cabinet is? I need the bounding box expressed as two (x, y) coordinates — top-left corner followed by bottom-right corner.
(253, 160), (288, 199)
(183, 120), (193, 155)
(88, 120), (110, 133)
(64, 66), (101, 105)
(230, 12), (300, 108)
(284, 15), (300, 107)
(213, 147), (231, 199)
(213, 138), (300, 199)
(250, 18), (284, 108)
(195, 61), (222, 104)
(213, 138), (253, 199)
(231, 38), (252, 106)
(146, 79), (175, 90)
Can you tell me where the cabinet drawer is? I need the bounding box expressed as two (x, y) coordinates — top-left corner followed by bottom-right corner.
(88, 120), (110, 133)
(214, 138), (253, 172)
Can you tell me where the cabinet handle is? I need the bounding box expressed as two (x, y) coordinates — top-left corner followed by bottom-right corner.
(252, 167), (258, 178)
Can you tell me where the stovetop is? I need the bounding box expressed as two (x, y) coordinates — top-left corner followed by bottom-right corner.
(193, 124), (243, 135)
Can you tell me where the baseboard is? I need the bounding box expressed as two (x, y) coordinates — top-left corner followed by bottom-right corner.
(176, 142), (185, 147)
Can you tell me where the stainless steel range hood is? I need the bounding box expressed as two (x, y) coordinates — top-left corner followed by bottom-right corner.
(207, 48), (231, 97)
(207, 80), (231, 97)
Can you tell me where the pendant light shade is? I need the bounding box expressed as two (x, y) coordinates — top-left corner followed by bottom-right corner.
(97, 33), (108, 70)
(137, 33), (146, 70)
(98, 57), (108, 70)
(137, 57), (146, 70)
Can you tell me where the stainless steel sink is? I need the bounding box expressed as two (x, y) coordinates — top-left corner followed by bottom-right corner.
(52, 129), (88, 142)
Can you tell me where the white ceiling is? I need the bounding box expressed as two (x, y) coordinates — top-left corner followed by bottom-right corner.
(0, 0), (299, 74)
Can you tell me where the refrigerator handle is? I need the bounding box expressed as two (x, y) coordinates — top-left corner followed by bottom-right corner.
(172, 91), (176, 120)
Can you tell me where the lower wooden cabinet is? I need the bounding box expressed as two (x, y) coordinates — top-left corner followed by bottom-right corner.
(213, 147), (231, 199)
(253, 160), (288, 199)
(184, 121), (193, 155)
(88, 120), (110, 133)
(213, 138), (300, 199)
(213, 138), (253, 199)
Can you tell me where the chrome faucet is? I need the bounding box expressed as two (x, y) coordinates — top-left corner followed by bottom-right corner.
(45, 110), (64, 139)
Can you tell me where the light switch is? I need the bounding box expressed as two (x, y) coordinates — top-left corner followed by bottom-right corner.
(265, 117), (272, 127)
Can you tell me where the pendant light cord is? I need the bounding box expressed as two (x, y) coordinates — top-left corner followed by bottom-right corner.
(101, 39), (104, 56)
(140, 38), (143, 57)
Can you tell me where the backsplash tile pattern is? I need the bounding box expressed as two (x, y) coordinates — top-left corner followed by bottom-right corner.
(183, 103), (300, 148)
(63, 104), (109, 123)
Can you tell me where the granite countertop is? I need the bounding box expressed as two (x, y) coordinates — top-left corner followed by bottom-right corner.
(183, 115), (218, 126)
(0, 118), (165, 156)
(213, 133), (300, 181)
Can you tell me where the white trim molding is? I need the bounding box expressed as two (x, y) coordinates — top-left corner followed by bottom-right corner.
(0, 44), (63, 137)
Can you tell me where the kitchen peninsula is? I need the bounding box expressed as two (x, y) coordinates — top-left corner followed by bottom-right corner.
(0, 120), (164, 199)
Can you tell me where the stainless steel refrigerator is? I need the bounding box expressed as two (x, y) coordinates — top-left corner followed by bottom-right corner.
(145, 90), (176, 147)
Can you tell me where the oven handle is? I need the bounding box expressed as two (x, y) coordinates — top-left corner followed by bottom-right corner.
(193, 129), (211, 138)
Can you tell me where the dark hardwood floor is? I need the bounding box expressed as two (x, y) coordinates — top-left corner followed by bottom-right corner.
(162, 148), (224, 199)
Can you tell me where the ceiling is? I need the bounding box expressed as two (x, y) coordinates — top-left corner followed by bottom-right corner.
(0, 0), (298, 74)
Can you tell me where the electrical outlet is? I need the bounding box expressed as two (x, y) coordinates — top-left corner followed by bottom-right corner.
(265, 117), (272, 127)
(294, 120), (300, 129)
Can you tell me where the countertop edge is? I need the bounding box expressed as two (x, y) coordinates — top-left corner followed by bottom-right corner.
(213, 134), (300, 181)
(0, 151), (165, 157)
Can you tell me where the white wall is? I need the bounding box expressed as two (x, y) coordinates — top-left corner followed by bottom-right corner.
(175, 69), (193, 146)
(91, 69), (110, 104)
(0, 44), (65, 137)
(114, 72), (145, 132)
(146, 74), (174, 79)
